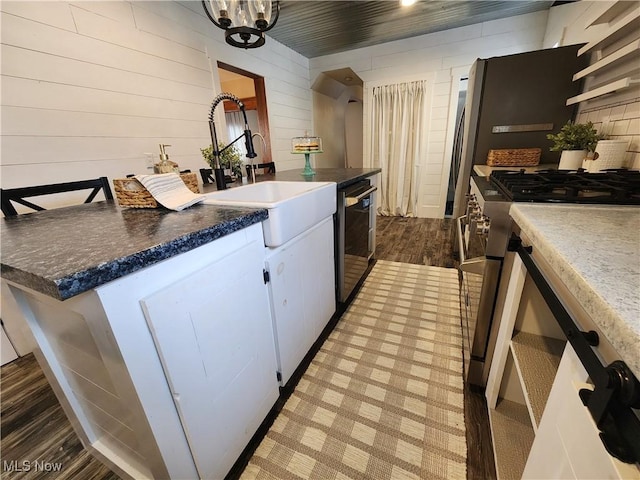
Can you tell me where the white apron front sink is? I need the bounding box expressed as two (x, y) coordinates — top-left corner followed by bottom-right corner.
(202, 181), (336, 247)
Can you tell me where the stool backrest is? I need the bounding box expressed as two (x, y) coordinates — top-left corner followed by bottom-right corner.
(199, 168), (214, 184)
(1, 177), (113, 217)
(245, 162), (276, 176)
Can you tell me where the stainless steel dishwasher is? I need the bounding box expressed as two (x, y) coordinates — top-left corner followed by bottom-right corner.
(336, 179), (377, 303)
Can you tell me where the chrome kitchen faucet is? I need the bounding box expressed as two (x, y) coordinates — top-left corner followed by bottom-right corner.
(249, 132), (268, 183)
(207, 92), (257, 190)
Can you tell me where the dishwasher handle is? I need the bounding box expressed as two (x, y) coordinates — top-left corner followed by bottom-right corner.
(346, 186), (377, 207)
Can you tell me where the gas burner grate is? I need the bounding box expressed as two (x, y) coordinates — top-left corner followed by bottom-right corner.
(489, 169), (640, 204)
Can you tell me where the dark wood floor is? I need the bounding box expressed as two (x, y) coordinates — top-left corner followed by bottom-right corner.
(375, 215), (459, 268)
(0, 354), (119, 480)
(1, 216), (495, 480)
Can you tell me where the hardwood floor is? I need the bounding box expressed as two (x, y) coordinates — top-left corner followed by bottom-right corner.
(375, 215), (458, 268)
(0, 354), (118, 480)
(1, 216), (495, 480)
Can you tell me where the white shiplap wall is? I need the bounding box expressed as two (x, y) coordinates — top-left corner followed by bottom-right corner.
(310, 11), (549, 218)
(0, 1), (311, 205)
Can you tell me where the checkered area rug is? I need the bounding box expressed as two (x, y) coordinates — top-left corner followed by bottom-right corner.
(241, 260), (466, 480)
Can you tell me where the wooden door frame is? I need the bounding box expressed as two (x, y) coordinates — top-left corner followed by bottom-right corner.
(217, 62), (272, 164)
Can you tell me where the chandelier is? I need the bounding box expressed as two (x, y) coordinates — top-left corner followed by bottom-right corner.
(202, 0), (280, 49)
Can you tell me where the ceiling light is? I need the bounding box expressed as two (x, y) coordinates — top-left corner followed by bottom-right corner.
(202, 0), (280, 49)
(400, 0), (417, 6)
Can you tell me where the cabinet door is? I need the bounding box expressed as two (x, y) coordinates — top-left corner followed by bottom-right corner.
(141, 236), (279, 480)
(266, 217), (336, 385)
(524, 344), (639, 480)
(303, 218), (336, 337)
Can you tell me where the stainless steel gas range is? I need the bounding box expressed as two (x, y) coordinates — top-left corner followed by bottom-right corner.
(458, 169), (640, 386)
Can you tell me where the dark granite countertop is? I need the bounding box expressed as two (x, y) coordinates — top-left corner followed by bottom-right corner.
(204, 168), (382, 192)
(268, 168), (381, 189)
(1, 201), (267, 301)
(2, 168), (380, 301)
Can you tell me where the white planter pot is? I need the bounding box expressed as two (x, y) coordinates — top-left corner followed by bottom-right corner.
(559, 150), (587, 170)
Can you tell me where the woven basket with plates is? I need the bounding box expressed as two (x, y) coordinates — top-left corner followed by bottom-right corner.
(113, 173), (199, 208)
(486, 148), (541, 166)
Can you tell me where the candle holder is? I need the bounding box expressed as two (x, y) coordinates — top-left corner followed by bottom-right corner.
(291, 134), (322, 176)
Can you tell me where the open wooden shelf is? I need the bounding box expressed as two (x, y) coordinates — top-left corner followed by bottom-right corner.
(585, 1), (637, 28)
(567, 77), (637, 105)
(573, 39), (640, 81)
(510, 331), (566, 429)
(578, 7), (640, 57)
(568, 1), (640, 106)
(489, 398), (535, 480)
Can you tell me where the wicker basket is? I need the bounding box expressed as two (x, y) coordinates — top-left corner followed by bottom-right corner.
(113, 173), (200, 208)
(486, 148), (541, 166)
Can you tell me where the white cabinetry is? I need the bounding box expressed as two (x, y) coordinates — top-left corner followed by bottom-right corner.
(524, 344), (638, 480)
(486, 252), (566, 479)
(266, 216), (335, 386)
(487, 246), (640, 480)
(4, 222), (276, 479)
(141, 226), (279, 480)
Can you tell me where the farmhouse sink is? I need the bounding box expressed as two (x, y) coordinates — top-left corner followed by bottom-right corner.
(202, 181), (336, 247)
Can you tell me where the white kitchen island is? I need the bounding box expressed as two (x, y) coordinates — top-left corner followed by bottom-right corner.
(1, 170), (380, 479)
(485, 203), (640, 480)
(1, 203), (281, 479)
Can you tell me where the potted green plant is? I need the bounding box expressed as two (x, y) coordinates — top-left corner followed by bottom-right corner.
(547, 121), (603, 170)
(201, 143), (244, 179)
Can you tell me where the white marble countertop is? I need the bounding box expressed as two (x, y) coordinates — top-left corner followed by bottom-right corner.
(510, 203), (640, 378)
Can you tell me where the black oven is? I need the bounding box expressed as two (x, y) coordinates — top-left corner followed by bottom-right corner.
(458, 168), (640, 387)
(457, 208), (502, 386)
(336, 180), (377, 303)
(457, 175), (512, 386)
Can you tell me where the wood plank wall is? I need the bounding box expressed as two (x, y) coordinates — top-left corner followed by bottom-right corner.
(309, 11), (550, 218)
(0, 1), (312, 208)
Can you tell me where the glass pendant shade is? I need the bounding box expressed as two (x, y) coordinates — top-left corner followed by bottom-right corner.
(209, 0), (232, 27)
(249, 0), (272, 30)
(203, 0), (279, 49)
(230, 1), (249, 28)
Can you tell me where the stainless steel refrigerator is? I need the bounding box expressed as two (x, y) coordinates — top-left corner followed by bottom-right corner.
(450, 44), (586, 218)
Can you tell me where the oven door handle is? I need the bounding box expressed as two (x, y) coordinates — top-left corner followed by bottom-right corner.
(457, 215), (487, 275)
(346, 186), (377, 207)
(456, 215), (467, 263)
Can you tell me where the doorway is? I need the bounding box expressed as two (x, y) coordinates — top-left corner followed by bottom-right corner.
(311, 68), (363, 169)
(217, 62), (272, 164)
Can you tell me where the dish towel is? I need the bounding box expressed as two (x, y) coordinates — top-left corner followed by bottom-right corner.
(135, 173), (206, 211)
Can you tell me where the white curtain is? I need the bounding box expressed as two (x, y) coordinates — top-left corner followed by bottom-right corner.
(225, 110), (247, 157)
(371, 80), (430, 217)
